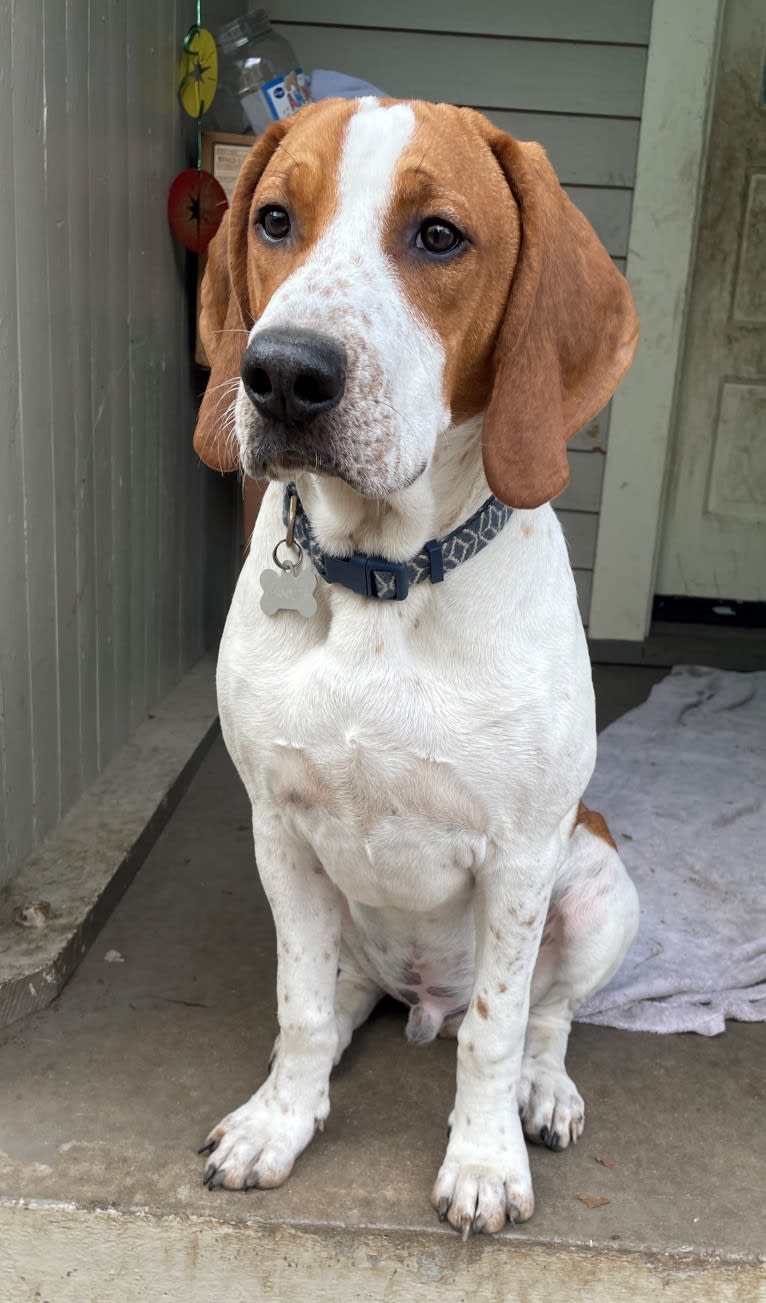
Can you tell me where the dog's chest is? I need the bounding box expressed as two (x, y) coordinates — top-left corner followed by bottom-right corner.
(260, 653), (489, 910)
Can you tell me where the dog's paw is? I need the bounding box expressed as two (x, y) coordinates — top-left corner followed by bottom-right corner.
(518, 1065), (584, 1149)
(431, 1156), (534, 1236)
(198, 1085), (323, 1191)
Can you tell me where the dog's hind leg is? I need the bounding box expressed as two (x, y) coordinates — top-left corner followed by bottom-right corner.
(519, 807), (638, 1151)
(333, 945), (383, 1064)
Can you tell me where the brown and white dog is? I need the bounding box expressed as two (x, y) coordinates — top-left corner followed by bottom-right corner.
(194, 97), (639, 1236)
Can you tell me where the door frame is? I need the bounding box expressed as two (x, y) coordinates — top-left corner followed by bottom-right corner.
(588, 0), (725, 643)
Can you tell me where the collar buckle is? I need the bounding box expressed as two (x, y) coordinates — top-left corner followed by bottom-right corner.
(324, 551), (410, 601)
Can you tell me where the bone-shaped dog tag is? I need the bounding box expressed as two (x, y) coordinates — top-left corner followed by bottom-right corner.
(259, 564), (317, 618)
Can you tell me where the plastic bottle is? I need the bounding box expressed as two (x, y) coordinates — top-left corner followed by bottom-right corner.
(215, 10), (311, 135)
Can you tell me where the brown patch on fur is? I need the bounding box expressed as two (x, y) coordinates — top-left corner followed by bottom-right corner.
(383, 102), (637, 508)
(489, 924), (503, 941)
(521, 522), (533, 538)
(384, 103), (519, 427)
(374, 642), (383, 655)
(476, 996), (489, 1020)
(194, 103), (357, 472)
(497, 982), (507, 994)
(575, 801), (617, 850)
(236, 104), (353, 326)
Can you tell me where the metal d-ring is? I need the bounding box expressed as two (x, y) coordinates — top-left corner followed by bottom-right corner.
(272, 538), (303, 573)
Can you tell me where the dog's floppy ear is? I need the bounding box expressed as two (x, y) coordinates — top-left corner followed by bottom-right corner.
(481, 130), (639, 509)
(193, 122), (289, 471)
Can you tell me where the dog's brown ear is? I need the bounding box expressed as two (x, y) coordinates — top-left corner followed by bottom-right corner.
(194, 210), (242, 471)
(193, 123), (289, 472)
(481, 132), (639, 508)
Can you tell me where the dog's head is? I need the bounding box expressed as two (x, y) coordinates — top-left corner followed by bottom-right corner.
(195, 98), (638, 509)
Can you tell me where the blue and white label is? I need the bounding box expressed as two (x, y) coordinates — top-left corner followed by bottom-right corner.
(262, 68), (311, 121)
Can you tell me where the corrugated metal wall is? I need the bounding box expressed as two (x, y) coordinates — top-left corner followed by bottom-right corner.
(0, 0), (235, 888)
(267, 0), (650, 619)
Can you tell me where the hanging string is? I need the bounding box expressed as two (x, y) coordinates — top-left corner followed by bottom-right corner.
(169, 0), (227, 254)
(196, 0), (203, 170)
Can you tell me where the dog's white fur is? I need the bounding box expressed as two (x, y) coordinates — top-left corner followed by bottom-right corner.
(205, 100), (639, 1235)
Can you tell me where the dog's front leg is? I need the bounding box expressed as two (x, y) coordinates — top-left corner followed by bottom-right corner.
(201, 809), (341, 1191)
(432, 839), (557, 1235)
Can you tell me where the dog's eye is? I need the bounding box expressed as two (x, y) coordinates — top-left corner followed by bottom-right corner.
(417, 219), (464, 256)
(258, 206), (291, 242)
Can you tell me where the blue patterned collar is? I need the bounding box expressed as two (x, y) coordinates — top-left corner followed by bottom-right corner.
(283, 483), (513, 601)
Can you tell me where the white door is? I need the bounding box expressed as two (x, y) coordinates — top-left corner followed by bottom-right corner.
(656, 0), (766, 600)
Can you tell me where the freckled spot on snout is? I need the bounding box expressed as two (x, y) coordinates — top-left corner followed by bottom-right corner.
(489, 924), (503, 941)
(374, 642), (383, 655)
(476, 996), (489, 1020)
(521, 523), (533, 538)
(497, 982), (507, 994)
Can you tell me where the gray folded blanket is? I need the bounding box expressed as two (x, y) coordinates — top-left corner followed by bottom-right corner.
(576, 666), (766, 1035)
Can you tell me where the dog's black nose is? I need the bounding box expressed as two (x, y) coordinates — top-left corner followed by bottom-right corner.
(241, 327), (346, 425)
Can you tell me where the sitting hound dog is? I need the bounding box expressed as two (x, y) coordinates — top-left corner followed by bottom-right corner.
(193, 97), (640, 1237)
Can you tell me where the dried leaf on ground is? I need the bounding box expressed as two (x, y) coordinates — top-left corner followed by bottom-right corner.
(578, 1194), (610, 1209)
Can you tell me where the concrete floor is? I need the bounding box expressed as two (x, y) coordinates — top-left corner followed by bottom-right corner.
(1, 664), (764, 1300)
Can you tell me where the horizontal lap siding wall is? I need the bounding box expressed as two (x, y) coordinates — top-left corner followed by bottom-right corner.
(0, 0), (233, 888)
(268, 0), (651, 622)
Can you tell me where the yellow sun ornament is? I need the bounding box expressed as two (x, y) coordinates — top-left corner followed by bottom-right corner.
(177, 24), (218, 119)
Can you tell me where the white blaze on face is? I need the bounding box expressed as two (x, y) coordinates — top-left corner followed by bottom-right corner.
(244, 99), (450, 498)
